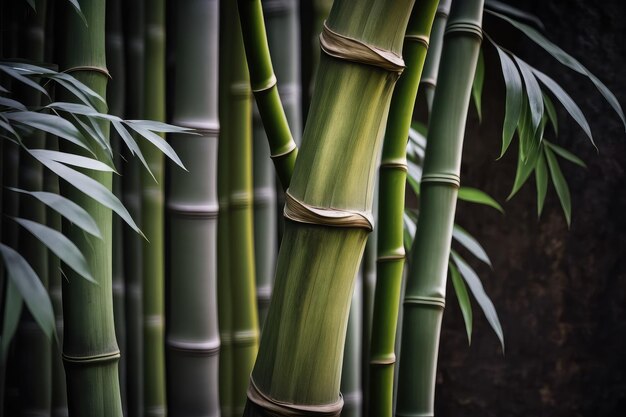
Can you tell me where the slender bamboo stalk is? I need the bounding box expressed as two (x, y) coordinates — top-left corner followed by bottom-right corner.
(106, 0), (127, 413)
(122, 1), (145, 415)
(368, 3), (438, 417)
(341, 275), (362, 417)
(165, 1), (220, 416)
(361, 195), (377, 417)
(396, 2), (484, 416)
(243, 1), (414, 415)
(142, 1), (167, 415)
(59, 0), (123, 415)
(420, 0), (452, 112)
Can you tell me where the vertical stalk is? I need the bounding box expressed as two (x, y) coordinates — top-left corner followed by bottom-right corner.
(361, 229), (376, 417)
(243, 1), (415, 415)
(420, 0), (452, 112)
(341, 276), (362, 417)
(368, 2), (438, 417)
(59, 0), (123, 415)
(122, 0), (145, 415)
(142, 1), (167, 416)
(165, 1), (221, 416)
(396, 2), (484, 416)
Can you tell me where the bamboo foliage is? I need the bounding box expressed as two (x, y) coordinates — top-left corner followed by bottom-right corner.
(165, 1), (220, 416)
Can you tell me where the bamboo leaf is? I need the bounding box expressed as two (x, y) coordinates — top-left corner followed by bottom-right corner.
(508, 136), (540, 200)
(543, 93), (558, 136)
(535, 149), (548, 216)
(494, 46), (523, 158)
(1, 280), (22, 360)
(452, 224), (492, 267)
(449, 262), (473, 345)
(111, 120), (154, 180)
(8, 187), (102, 238)
(47, 102), (119, 122)
(29, 149), (115, 172)
(544, 145), (572, 227)
(514, 57), (544, 134)
(458, 187), (504, 213)
(544, 140), (586, 168)
(472, 49), (484, 122)
(70, 113), (111, 155)
(65, 0), (88, 26)
(0, 96), (28, 111)
(126, 119), (195, 133)
(12, 217), (95, 283)
(486, 10), (626, 131)
(403, 212), (416, 251)
(126, 122), (187, 170)
(451, 250), (504, 351)
(0, 66), (49, 97)
(25, 0), (36, 11)
(50, 73), (107, 109)
(532, 68), (595, 149)
(0, 243), (56, 341)
(484, 0), (545, 30)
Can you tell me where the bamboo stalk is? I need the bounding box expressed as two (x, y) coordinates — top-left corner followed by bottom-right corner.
(396, 2), (484, 416)
(142, 1), (167, 415)
(122, 0), (145, 415)
(361, 234), (376, 417)
(58, 0), (123, 415)
(243, 1), (414, 415)
(165, 1), (220, 416)
(367, 3), (438, 417)
(341, 274), (362, 417)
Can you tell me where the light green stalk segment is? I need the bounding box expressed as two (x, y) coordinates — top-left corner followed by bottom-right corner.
(122, 0), (145, 415)
(165, 1), (221, 416)
(421, 0), (453, 112)
(243, 1), (415, 414)
(396, 2), (484, 416)
(237, 0), (298, 190)
(368, 2), (439, 417)
(59, 0), (123, 415)
(142, 1), (167, 416)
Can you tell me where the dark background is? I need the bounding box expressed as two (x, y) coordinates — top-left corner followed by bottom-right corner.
(434, 1), (626, 416)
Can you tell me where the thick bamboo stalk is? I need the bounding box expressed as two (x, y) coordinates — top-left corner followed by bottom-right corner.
(243, 1), (414, 415)
(122, 0), (145, 415)
(396, 2), (484, 416)
(341, 275), (362, 417)
(59, 0), (123, 415)
(106, 0), (127, 413)
(165, 1), (220, 416)
(142, 1), (167, 416)
(368, 3), (438, 417)
(420, 0), (452, 112)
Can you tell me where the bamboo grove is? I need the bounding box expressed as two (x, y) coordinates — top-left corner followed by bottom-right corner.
(0, 1), (624, 417)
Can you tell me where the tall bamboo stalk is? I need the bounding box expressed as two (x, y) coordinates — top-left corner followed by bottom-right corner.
(243, 1), (415, 415)
(142, 1), (167, 415)
(122, 0), (145, 415)
(420, 0), (452, 112)
(396, 2), (484, 416)
(59, 0), (123, 415)
(368, 2), (438, 417)
(361, 233), (376, 417)
(341, 275), (362, 417)
(165, 1), (220, 416)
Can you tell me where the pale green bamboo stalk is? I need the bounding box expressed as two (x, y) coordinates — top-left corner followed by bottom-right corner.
(165, 1), (220, 416)
(341, 274), (362, 417)
(396, 2), (484, 416)
(122, 1), (145, 415)
(368, 3), (438, 417)
(59, 0), (123, 415)
(420, 0), (452, 112)
(243, 1), (415, 415)
(142, 1), (167, 416)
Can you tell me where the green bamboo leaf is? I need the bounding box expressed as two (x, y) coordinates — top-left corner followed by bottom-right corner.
(535, 149), (548, 216)
(543, 93), (558, 136)
(0, 66), (49, 97)
(70, 113), (111, 155)
(449, 262), (473, 345)
(32, 155), (144, 237)
(8, 187), (101, 238)
(111, 120), (154, 180)
(508, 136), (540, 200)
(484, 0), (545, 29)
(126, 119), (195, 133)
(544, 145), (572, 227)
(544, 140), (586, 168)
(0, 96), (28, 111)
(12, 217), (95, 283)
(486, 10), (626, 131)
(452, 224), (492, 267)
(0, 61), (56, 75)
(65, 0), (88, 26)
(29, 149), (115, 172)
(0, 114), (21, 139)
(0, 243), (56, 341)
(494, 46), (523, 158)
(47, 102), (120, 122)
(458, 187), (504, 213)
(514, 57), (544, 134)
(472, 49), (484, 123)
(451, 250), (504, 351)
(50, 73), (107, 109)
(532, 68), (595, 149)
(1, 280), (22, 360)
(126, 122), (187, 170)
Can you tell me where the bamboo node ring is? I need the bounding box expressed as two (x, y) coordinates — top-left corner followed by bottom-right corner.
(247, 377), (344, 417)
(405, 34), (429, 48)
(420, 172), (461, 188)
(252, 74), (278, 93)
(284, 191), (374, 231)
(445, 22), (483, 40)
(63, 65), (112, 79)
(270, 141), (297, 159)
(404, 295), (446, 309)
(62, 350), (121, 366)
(319, 22), (405, 74)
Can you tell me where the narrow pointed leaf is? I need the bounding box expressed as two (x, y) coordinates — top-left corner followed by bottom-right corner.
(0, 66), (49, 97)
(543, 93), (558, 136)
(494, 46), (523, 158)
(484, 0), (545, 30)
(126, 119), (194, 133)
(508, 139), (540, 200)
(449, 262), (473, 345)
(452, 224), (492, 267)
(544, 140), (586, 168)
(111, 120), (154, 180)
(50, 73), (107, 109)
(472, 49), (484, 122)
(544, 145), (572, 227)
(66, 0), (88, 26)
(458, 187), (504, 213)
(4, 111), (91, 152)
(514, 57), (544, 133)
(126, 123), (186, 170)
(29, 149), (114, 171)
(0, 96), (28, 111)
(535, 149), (548, 216)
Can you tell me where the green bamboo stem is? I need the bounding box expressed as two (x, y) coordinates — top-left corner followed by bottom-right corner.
(243, 1), (414, 415)
(396, 2), (484, 416)
(341, 275), (362, 417)
(142, 1), (167, 416)
(420, 0), (452, 112)
(165, 1), (220, 416)
(361, 192), (377, 417)
(237, 0), (298, 190)
(368, 3), (438, 417)
(106, 0), (127, 412)
(59, 0), (123, 415)
(122, 0), (145, 415)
